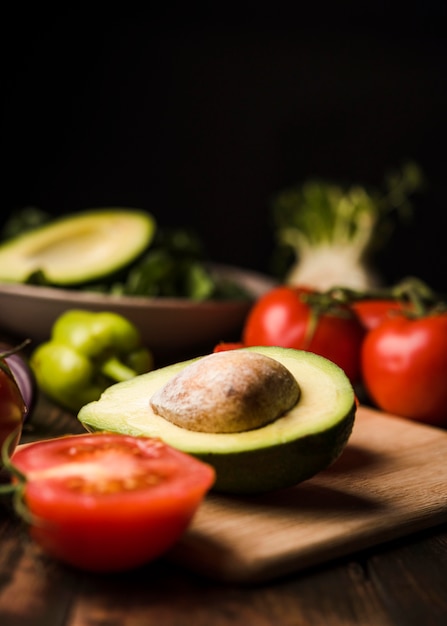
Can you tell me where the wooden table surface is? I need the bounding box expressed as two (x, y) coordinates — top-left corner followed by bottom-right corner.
(1, 392), (447, 625)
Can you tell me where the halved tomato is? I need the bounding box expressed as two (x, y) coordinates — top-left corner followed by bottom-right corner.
(10, 433), (215, 572)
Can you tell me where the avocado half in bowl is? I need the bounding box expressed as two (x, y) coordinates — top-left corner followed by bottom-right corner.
(0, 208), (275, 360)
(78, 346), (357, 494)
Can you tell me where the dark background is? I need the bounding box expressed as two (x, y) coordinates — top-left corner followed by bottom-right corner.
(2, 5), (447, 291)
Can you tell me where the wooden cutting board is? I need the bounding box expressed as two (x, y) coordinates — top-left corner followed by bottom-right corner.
(169, 406), (447, 583)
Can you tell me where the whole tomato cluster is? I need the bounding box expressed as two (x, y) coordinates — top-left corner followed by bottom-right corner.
(214, 278), (447, 428)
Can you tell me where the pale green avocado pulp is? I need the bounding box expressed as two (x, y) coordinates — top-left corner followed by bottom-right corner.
(78, 346), (356, 494)
(0, 208), (155, 285)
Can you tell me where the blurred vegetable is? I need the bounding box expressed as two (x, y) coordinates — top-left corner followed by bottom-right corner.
(0, 210), (250, 301)
(351, 299), (412, 331)
(213, 341), (245, 353)
(30, 310), (154, 412)
(329, 275), (439, 328)
(1, 341), (36, 420)
(241, 285), (365, 385)
(0, 343), (28, 467)
(216, 276), (447, 419)
(108, 228), (250, 300)
(0, 432), (215, 572)
(0, 208), (156, 287)
(0, 206), (51, 241)
(271, 162), (424, 290)
(360, 280), (447, 426)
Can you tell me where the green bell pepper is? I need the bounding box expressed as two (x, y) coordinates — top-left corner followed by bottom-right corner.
(30, 309), (154, 412)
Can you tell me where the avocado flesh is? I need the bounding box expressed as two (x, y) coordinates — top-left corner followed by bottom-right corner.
(78, 346), (356, 494)
(0, 208), (155, 285)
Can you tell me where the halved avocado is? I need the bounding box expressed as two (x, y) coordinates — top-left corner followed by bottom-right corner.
(0, 208), (155, 286)
(78, 346), (356, 494)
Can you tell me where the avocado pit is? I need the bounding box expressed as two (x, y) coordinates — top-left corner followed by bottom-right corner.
(149, 350), (300, 433)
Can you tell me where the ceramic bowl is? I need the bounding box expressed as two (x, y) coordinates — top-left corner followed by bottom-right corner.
(0, 264), (276, 363)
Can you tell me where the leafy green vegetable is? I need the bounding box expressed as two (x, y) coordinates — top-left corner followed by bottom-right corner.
(0, 206), (51, 241)
(108, 228), (248, 300)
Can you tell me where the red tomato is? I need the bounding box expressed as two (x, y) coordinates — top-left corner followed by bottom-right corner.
(242, 286), (365, 384)
(213, 342), (245, 353)
(11, 433), (215, 572)
(0, 357), (27, 465)
(361, 313), (447, 426)
(352, 299), (411, 331)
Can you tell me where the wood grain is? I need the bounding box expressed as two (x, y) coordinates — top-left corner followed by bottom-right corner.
(170, 406), (447, 583)
(2, 399), (447, 624)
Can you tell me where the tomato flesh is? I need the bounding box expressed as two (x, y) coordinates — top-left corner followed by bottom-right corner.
(11, 433), (215, 572)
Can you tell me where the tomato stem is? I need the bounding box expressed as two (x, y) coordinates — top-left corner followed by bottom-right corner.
(0, 429), (39, 525)
(0, 339), (31, 361)
(0, 428), (27, 486)
(298, 290), (356, 346)
(328, 277), (446, 319)
(391, 276), (439, 317)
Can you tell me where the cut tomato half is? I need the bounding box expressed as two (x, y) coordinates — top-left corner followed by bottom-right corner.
(11, 433), (215, 572)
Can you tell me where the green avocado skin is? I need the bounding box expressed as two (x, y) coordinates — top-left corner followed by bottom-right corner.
(194, 406), (356, 494)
